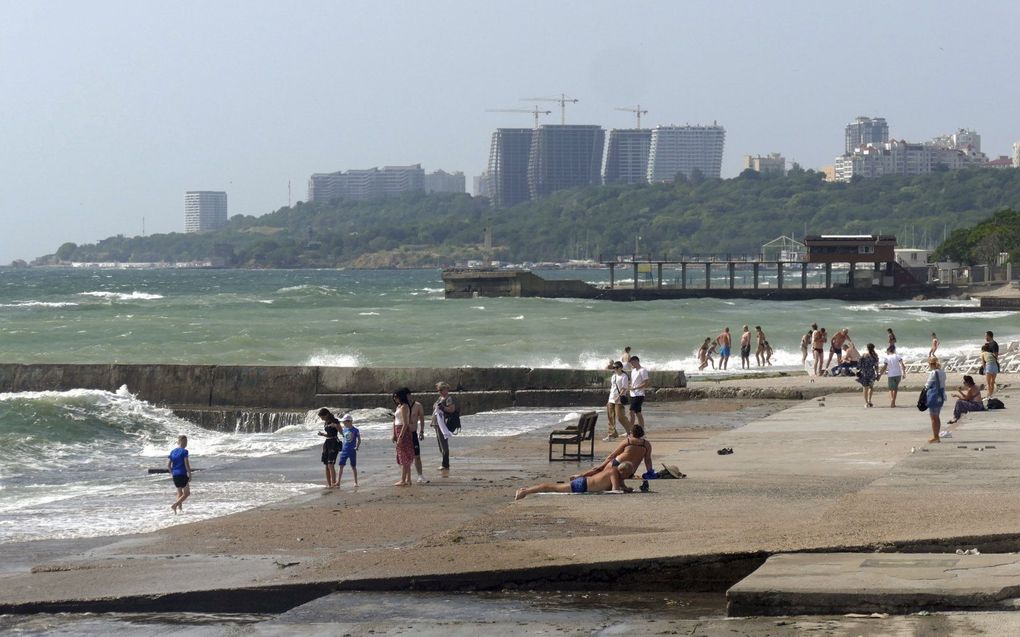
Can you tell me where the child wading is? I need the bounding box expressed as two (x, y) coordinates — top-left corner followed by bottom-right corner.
(337, 413), (361, 487)
(168, 435), (192, 514)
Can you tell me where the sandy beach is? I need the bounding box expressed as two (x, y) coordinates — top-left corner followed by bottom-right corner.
(2, 371), (1020, 635)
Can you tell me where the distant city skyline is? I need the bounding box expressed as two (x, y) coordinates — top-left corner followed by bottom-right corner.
(3, 1), (1020, 262)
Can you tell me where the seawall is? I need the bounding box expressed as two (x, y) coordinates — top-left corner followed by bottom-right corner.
(0, 363), (687, 416)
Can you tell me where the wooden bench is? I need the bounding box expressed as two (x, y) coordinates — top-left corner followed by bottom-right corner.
(548, 411), (598, 462)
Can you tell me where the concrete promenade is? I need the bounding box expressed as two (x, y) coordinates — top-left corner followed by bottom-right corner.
(1, 374), (1018, 623)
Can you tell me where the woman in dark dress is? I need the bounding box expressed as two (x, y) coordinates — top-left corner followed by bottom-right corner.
(857, 343), (879, 408)
(317, 407), (341, 487)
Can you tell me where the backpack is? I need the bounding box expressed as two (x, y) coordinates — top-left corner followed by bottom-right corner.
(987, 398), (1005, 410)
(443, 398), (462, 434)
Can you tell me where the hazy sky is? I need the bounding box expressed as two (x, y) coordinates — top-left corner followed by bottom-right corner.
(3, 1), (1019, 263)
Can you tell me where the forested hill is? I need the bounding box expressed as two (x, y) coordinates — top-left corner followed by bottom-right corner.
(44, 167), (1020, 268)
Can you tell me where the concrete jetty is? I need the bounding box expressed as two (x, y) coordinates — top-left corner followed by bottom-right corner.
(1, 375), (1018, 619)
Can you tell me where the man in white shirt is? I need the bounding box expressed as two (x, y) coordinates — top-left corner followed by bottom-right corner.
(877, 345), (906, 408)
(628, 355), (650, 429)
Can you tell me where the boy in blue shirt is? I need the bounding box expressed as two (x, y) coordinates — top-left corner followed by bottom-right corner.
(337, 414), (361, 487)
(167, 435), (192, 514)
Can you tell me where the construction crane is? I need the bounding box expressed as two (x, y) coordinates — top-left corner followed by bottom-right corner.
(615, 104), (649, 129)
(521, 94), (579, 125)
(485, 106), (552, 128)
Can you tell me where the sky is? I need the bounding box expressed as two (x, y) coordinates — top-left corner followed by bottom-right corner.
(2, 0), (1020, 263)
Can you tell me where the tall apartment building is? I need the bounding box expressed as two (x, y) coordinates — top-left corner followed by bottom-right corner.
(527, 125), (606, 199)
(473, 172), (492, 198)
(184, 191), (227, 233)
(742, 153), (786, 176)
(1013, 142), (1020, 168)
(602, 128), (652, 184)
(930, 128), (981, 153)
(845, 116), (889, 154)
(646, 124), (726, 182)
(307, 165), (426, 202)
(424, 169), (466, 194)
(486, 128), (534, 208)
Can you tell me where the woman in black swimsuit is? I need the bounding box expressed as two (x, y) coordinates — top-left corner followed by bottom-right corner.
(574, 424), (652, 481)
(317, 407), (341, 487)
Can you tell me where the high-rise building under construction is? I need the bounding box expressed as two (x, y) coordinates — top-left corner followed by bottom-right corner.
(526, 124), (605, 200)
(603, 128), (652, 185)
(486, 128), (534, 209)
(647, 124), (726, 182)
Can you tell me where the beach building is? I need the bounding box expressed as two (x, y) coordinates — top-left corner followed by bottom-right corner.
(486, 128), (534, 208)
(424, 169), (465, 194)
(844, 116), (889, 154)
(527, 124), (606, 199)
(184, 191), (227, 233)
(647, 124), (726, 182)
(602, 128), (652, 184)
(742, 153), (786, 176)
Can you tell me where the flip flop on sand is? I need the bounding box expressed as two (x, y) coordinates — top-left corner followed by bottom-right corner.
(717, 447), (733, 455)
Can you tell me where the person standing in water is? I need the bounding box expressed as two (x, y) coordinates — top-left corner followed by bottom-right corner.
(717, 327), (732, 370)
(739, 325), (751, 370)
(929, 332), (940, 358)
(168, 435), (192, 514)
(754, 325), (767, 367)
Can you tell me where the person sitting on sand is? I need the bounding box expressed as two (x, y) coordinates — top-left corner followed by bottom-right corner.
(515, 461), (634, 500)
(576, 424), (652, 481)
(947, 375), (984, 425)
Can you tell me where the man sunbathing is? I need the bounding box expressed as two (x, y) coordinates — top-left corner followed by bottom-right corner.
(514, 461), (633, 501)
(580, 424), (652, 481)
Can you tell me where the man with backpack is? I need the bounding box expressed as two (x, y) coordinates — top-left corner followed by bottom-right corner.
(432, 381), (459, 472)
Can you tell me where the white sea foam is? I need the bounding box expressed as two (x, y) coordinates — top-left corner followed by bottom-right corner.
(303, 351), (364, 367)
(79, 291), (163, 301)
(358, 311), (380, 316)
(276, 284), (338, 294)
(0, 301), (79, 308)
(511, 315), (525, 320)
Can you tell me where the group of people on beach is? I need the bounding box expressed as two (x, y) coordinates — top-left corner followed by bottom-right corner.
(602, 346), (650, 440)
(697, 326), (774, 371)
(315, 381), (461, 489)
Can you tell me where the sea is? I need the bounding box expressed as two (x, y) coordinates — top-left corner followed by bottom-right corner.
(0, 266), (1016, 545)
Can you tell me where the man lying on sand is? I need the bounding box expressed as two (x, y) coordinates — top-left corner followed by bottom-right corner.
(515, 461), (633, 501)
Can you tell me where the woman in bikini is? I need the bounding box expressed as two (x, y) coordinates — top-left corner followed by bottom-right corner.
(573, 424), (652, 481)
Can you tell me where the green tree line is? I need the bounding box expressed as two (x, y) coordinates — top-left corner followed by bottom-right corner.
(43, 167), (1020, 268)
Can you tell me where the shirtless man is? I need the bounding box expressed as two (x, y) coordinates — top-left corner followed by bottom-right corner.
(826, 329), (847, 369)
(801, 323), (817, 366)
(739, 326), (752, 370)
(929, 332), (940, 358)
(812, 326), (827, 376)
(717, 327), (732, 370)
(754, 326), (767, 367)
(576, 424), (653, 481)
(408, 391), (428, 483)
(514, 461), (634, 500)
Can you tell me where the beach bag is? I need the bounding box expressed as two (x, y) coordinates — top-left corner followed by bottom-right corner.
(987, 398), (1005, 410)
(926, 372), (945, 410)
(916, 388), (928, 412)
(446, 410), (461, 434)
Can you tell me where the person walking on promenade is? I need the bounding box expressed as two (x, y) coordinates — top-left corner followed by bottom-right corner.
(925, 356), (947, 443)
(857, 343), (880, 408)
(514, 461), (634, 501)
(432, 381), (459, 472)
(878, 345), (906, 408)
(717, 327), (732, 370)
(336, 414), (361, 487)
(929, 332), (940, 358)
(812, 326), (827, 376)
(409, 392), (429, 484)
(981, 331), (1000, 399)
(628, 355), (649, 429)
(697, 338), (713, 371)
(801, 324), (817, 366)
(317, 408), (341, 488)
(604, 361), (631, 440)
(168, 435), (192, 514)
(827, 329), (848, 370)
(739, 325), (752, 369)
(391, 388), (415, 486)
(754, 325), (767, 367)
(948, 375), (984, 425)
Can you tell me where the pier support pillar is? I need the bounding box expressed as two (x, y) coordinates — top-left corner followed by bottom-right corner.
(753, 263), (759, 289)
(729, 263), (736, 289)
(657, 263), (663, 289)
(633, 263), (638, 290)
(705, 263), (711, 289)
(848, 262), (856, 288)
(801, 262), (808, 289)
(609, 264), (615, 289)
(681, 263), (687, 290)
(825, 263), (832, 288)
(777, 262), (784, 289)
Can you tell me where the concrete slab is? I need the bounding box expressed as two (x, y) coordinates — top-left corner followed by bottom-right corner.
(727, 552), (1020, 616)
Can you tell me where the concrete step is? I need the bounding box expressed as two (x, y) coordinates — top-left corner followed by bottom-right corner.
(727, 552), (1020, 616)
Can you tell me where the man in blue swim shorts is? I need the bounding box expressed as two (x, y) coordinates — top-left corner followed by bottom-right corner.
(717, 327), (732, 370)
(514, 461), (633, 500)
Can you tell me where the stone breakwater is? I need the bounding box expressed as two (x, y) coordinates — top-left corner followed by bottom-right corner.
(0, 363), (687, 415)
